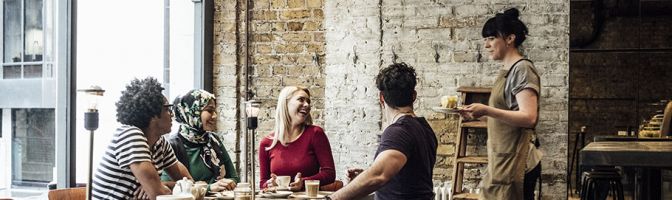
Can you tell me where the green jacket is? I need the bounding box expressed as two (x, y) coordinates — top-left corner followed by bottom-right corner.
(161, 133), (240, 184)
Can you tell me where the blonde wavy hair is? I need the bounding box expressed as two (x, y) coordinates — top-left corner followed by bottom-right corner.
(265, 86), (313, 151)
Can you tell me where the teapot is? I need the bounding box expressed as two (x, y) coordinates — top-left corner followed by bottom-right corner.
(173, 177), (194, 195)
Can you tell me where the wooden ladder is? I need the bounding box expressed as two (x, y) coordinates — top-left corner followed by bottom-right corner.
(451, 86), (491, 199)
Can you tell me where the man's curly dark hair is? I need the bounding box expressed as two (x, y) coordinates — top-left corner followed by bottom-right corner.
(115, 77), (166, 129)
(375, 62), (417, 108)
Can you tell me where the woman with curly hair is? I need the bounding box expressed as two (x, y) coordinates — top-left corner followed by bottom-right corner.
(161, 89), (239, 192)
(91, 77), (191, 200)
(258, 86), (336, 192)
(458, 8), (542, 200)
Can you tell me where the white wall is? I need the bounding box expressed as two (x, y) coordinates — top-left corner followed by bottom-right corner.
(1, 109), (12, 190)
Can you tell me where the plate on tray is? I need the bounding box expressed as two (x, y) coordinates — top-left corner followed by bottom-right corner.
(432, 106), (463, 114)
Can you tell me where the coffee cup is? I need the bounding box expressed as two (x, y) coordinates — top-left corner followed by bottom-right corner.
(192, 182), (207, 200)
(304, 180), (320, 197)
(441, 96), (449, 108)
(441, 95), (458, 108)
(276, 176), (291, 189)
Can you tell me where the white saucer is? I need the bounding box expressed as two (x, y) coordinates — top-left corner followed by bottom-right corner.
(268, 191), (292, 198)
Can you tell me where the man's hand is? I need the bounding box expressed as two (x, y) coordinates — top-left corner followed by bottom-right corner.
(130, 161), (173, 199)
(346, 168), (364, 183)
(134, 184), (170, 200)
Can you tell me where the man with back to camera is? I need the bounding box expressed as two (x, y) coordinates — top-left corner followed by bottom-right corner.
(328, 62), (438, 200)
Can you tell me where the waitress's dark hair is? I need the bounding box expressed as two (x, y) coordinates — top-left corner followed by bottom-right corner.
(482, 8), (528, 47)
(376, 62), (417, 109)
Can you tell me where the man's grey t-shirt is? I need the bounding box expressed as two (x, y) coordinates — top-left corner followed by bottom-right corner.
(374, 116), (438, 200)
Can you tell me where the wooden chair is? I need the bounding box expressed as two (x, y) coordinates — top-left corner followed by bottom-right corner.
(48, 187), (86, 200)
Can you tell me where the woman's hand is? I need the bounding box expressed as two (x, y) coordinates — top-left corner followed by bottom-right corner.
(461, 103), (490, 119)
(288, 173), (303, 192)
(265, 173), (279, 188)
(210, 178), (237, 192)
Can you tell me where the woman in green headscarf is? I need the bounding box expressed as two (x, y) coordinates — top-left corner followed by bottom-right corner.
(161, 89), (239, 192)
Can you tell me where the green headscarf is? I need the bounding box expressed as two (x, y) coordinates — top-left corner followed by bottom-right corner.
(173, 89), (223, 174)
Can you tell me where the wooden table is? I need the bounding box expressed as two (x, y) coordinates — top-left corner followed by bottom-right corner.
(580, 141), (672, 200)
(206, 191), (374, 200)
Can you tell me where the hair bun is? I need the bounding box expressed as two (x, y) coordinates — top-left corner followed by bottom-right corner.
(503, 8), (520, 18)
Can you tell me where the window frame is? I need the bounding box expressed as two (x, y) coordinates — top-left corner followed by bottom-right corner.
(54, 0), (75, 188)
(1, 0), (51, 80)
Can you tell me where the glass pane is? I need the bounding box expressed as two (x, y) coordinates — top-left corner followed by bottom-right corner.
(24, 0), (44, 62)
(23, 65), (42, 78)
(76, 0), (166, 185)
(43, 0), (54, 62)
(0, 0), (57, 197)
(3, 65), (22, 79)
(44, 63), (53, 78)
(11, 108), (55, 187)
(169, 0), (195, 100)
(4, 0), (22, 63)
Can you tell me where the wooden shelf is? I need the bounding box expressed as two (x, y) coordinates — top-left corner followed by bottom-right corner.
(456, 156), (488, 164)
(451, 87), (491, 200)
(457, 86), (491, 94)
(453, 192), (480, 199)
(461, 121), (486, 128)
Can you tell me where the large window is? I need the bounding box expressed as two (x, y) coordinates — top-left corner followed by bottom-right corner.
(75, 0), (197, 184)
(11, 109), (54, 187)
(2, 0), (52, 79)
(1, 0), (205, 198)
(0, 0), (59, 198)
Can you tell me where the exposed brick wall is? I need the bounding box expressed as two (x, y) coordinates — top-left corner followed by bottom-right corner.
(213, 0), (242, 170)
(214, 0), (326, 182)
(248, 0), (326, 134)
(215, 0), (569, 198)
(323, 1), (569, 199)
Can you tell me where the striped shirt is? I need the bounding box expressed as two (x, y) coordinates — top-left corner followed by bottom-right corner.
(92, 125), (178, 200)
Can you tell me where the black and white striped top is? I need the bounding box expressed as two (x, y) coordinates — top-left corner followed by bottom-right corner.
(91, 125), (178, 200)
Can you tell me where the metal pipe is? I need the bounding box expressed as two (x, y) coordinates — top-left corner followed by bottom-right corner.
(87, 130), (94, 200)
(163, 0), (170, 98)
(232, 0), (242, 177)
(244, 0), (252, 186)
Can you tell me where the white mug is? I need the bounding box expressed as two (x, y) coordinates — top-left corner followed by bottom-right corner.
(276, 176), (291, 189)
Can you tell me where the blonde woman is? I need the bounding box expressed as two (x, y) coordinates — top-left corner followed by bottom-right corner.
(258, 86), (336, 191)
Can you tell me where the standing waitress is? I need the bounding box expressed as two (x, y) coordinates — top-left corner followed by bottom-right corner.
(459, 8), (543, 200)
